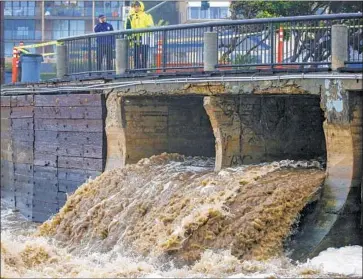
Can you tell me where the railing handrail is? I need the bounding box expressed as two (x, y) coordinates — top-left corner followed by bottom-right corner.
(57, 13), (362, 42)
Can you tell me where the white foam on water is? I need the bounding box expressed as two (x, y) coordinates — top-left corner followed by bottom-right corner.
(1, 204), (362, 278)
(306, 246), (362, 276)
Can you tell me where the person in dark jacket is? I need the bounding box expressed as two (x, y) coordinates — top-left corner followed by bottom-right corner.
(94, 14), (114, 71)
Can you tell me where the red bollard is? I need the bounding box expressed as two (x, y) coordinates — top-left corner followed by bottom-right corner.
(12, 47), (19, 83)
(156, 39), (162, 73)
(277, 26), (284, 69)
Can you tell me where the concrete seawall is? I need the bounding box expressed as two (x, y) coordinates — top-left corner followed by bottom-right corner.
(1, 94), (106, 222)
(1, 75), (362, 259)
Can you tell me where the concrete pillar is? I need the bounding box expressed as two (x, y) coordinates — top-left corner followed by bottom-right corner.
(104, 94), (126, 171)
(56, 44), (68, 79)
(203, 32), (218, 72)
(290, 86), (363, 260)
(203, 96), (242, 171)
(116, 39), (128, 75)
(331, 25), (348, 71)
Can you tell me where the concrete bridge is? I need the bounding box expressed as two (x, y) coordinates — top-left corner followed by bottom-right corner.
(1, 72), (361, 260)
(1, 14), (362, 260)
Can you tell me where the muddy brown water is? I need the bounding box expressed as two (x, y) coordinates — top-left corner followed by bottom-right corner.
(3, 154), (356, 278)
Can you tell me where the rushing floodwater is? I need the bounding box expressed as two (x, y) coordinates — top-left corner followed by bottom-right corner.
(1, 155), (362, 278)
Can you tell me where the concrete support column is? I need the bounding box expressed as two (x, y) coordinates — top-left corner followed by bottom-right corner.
(104, 94), (126, 171)
(116, 39), (129, 75)
(56, 44), (68, 79)
(331, 25), (348, 71)
(203, 32), (218, 72)
(290, 84), (363, 260)
(203, 96), (242, 171)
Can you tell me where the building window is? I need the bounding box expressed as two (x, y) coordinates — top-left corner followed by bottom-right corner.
(52, 20), (85, 39)
(45, 1), (88, 17)
(28, 1), (36, 16)
(188, 6), (230, 20)
(111, 1), (121, 17)
(189, 7), (199, 19)
(84, 1), (93, 16)
(95, 1), (122, 18)
(4, 19), (36, 40)
(200, 9), (208, 19)
(108, 20), (122, 30)
(5, 42), (16, 57)
(4, 2), (12, 16)
(4, 1), (36, 16)
(210, 7), (229, 19)
(52, 20), (69, 39)
(69, 20), (86, 36)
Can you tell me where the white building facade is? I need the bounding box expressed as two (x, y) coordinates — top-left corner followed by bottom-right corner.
(178, 1), (231, 24)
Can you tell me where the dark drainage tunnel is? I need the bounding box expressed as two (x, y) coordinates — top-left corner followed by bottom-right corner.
(238, 94), (327, 164)
(121, 95), (215, 164)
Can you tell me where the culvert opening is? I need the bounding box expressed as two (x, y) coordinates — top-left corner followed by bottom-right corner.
(123, 95), (215, 163)
(239, 94), (327, 164)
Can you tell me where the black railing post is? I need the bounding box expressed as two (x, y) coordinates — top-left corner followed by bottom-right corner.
(88, 37), (92, 75)
(270, 22), (274, 69)
(162, 30), (167, 72)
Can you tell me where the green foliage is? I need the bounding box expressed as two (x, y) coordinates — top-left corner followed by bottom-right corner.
(228, 1), (362, 64)
(230, 1), (362, 19)
(328, 2), (362, 13)
(256, 10), (276, 19)
(231, 1), (322, 19)
(234, 53), (258, 65)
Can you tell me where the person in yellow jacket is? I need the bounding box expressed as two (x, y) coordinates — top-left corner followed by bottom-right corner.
(125, 1), (154, 70)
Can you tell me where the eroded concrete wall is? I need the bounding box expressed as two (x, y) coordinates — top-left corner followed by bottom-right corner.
(105, 95), (215, 169)
(204, 95), (326, 171)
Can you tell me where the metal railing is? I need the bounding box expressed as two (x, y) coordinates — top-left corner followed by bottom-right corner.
(346, 17), (363, 65)
(57, 13), (362, 76)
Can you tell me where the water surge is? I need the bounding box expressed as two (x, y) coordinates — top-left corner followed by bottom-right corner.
(2, 154), (361, 278)
(37, 154), (324, 261)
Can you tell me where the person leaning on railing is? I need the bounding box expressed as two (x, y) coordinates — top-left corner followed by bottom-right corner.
(94, 14), (115, 71)
(125, 1), (154, 70)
